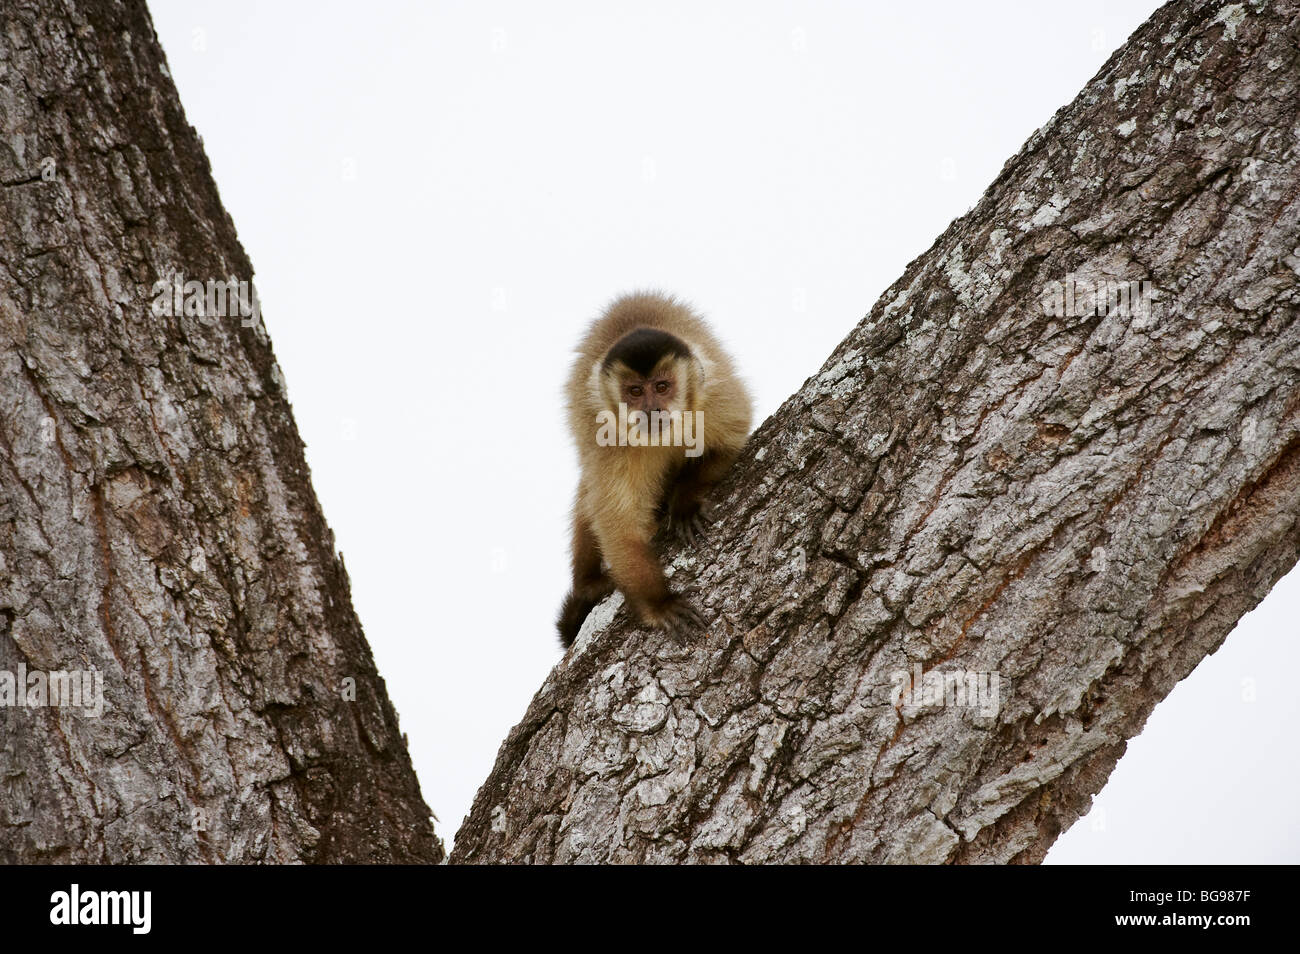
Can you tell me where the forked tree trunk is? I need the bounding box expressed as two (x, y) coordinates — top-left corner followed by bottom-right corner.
(4, 0), (1297, 867)
(452, 0), (1300, 863)
(0, 1), (442, 862)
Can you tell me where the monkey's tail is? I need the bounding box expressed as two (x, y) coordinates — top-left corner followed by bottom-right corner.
(557, 585), (614, 649)
(556, 591), (589, 649)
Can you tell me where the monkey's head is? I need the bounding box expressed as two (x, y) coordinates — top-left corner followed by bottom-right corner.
(594, 327), (700, 415)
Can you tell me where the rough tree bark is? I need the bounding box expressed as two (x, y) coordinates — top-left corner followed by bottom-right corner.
(453, 0), (1300, 863)
(0, 1), (442, 861)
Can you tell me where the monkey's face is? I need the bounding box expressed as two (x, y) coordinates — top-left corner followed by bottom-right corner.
(592, 327), (698, 422)
(613, 357), (686, 415)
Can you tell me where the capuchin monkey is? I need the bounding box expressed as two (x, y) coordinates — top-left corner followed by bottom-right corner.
(557, 291), (753, 648)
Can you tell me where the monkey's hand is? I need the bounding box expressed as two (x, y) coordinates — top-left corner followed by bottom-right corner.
(641, 592), (706, 642)
(666, 498), (714, 549)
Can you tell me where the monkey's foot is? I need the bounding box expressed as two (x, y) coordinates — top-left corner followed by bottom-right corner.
(668, 501), (714, 549)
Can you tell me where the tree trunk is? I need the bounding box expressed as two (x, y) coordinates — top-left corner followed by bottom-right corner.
(452, 0), (1300, 864)
(0, 1), (442, 862)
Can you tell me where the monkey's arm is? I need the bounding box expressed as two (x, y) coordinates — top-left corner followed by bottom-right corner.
(593, 499), (703, 638)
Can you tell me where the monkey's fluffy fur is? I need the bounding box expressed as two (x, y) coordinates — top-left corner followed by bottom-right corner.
(558, 291), (752, 648)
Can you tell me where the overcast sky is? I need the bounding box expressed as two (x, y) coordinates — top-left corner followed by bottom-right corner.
(148, 0), (1299, 863)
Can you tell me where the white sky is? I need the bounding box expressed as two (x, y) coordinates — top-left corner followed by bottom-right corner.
(148, 0), (1299, 863)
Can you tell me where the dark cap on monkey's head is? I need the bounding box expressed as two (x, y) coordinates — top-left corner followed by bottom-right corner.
(603, 328), (692, 377)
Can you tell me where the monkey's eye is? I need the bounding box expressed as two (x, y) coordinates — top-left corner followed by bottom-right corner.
(654, 381), (670, 394)
(628, 385), (644, 397)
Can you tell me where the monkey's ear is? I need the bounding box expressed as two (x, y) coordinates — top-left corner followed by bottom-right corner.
(586, 359), (606, 399)
(692, 354), (713, 392)
(589, 359), (621, 408)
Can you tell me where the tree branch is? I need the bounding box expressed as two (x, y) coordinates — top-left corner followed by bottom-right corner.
(452, 0), (1300, 863)
(0, 0), (442, 862)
